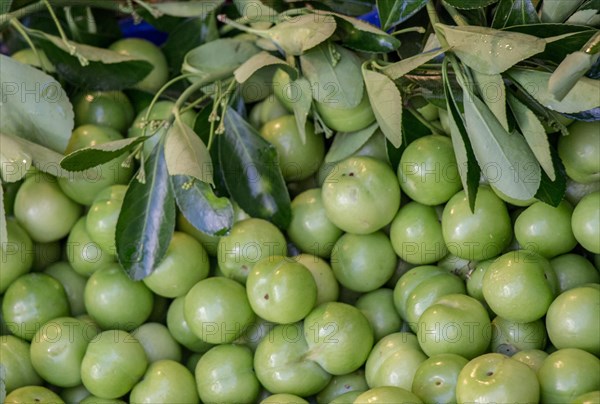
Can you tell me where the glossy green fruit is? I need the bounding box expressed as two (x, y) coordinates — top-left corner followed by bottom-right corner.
(572, 191), (600, 253)
(390, 201), (448, 265)
(322, 156), (401, 234)
(44, 262), (88, 316)
(246, 256), (317, 324)
(511, 349), (548, 374)
(4, 386), (64, 404)
(254, 323), (331, 396)
(66, 216), (115, 277)
(30, 317), (97, 387)
(85, 184), (127, 255)
(417, 294), (492, 360)
(538, 348), (600, 404)
(355, 289), (402, 342)
(14, 173), (82, 243)
(456, 353), (540, 404)
(166, 297), (213, 353)
(490, 316), (547, 356)
(546, 285), (600, 356)
(260, 115), (325, 181)
(130, 360), (199, 404)
(2, 273), (70, 340)
(442, 186), (512, 261)
(109, 38), (168, 93)
(217, 218), (287, 284)
(132, 322), (182, 363)
(72, 91), (134, 134)
(261, 393), (308, 404)
(558, 121), (600, 183)
(143, 232), (210, 298)
(80, 329), (148, 399)
(354, 386), (423, 403)
(482, 250), (555, 323)
(184, 277), (255, 344)
(304, 302), (374, 375)
(0, 335), (42, 394)
(287, 188), (343, 258)
(315, 92), (377, 133)
(1, 219), (34, 293)
(11, 48), (54, 72)
(330, 231), (397, 292)
(292, 254), (339, 306)
(514, 200), (577, 258)
(195, 344), (260, 403)
(84, 264), (154, 331)
(412, 353), (469, 404)
(316, 370), (368, 403)
(398, 134), (462, 205)
(365, 332), (427, 390)
(550, 253), (600, 293)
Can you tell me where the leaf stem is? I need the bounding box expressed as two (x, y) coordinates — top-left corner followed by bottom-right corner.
(41, 0), (89, 66)
(407, 106), (445, 135)
(442, 2), (470, 26)
(9, 19), (42, 66)
(391, 26), (427, 36)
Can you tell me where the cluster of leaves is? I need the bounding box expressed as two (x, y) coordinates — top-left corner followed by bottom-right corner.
(1, 0), (598, 280)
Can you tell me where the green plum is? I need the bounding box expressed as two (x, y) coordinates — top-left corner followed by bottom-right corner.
(246, 255), (317, 324)
(130, 360), (198, 404)
(355, 288), (402, 342)
(546, 285), (600, 356)
(390, 201), (448, 265)
(490, 316), (547, 356)
(538, 348), (600, 404)
(304, 302), (374, 375)
(0, 335), (42, 394)
(456, 353), (540, 404)
(80, 329), (148, 399)
(322, 156), (401, 234)
(217, 218), (287, 284)
(184, 277), (255, 344)
(195, 344), (260, 403)
(330, 231), (397, 292)
(412, 353), (469, 404)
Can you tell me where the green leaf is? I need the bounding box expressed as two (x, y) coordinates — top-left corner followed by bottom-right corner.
(567, 9), (600, 26)
(381, 48), (447, 80)
(234, 51), (297, 83)
(508, 67), (600, 113)
(220, 107), (291, 228)
(171, 174), (234, 237)
(164, 120), (213, 185)
(472, 71), (509, 130)
(300, 43), (364, 109)
(508, 94), (556, 181)
(0, 55), (74, 153)
(60, 137), (147, 171)
(443, 0), (499, 9)
(162, 15), (219, 78)
(325, 122), (379, 163)
(492, 0), (540, 28)
(152, 0), (224, 17)
(377, 0), (428, 31)
(263, 13), (336, 56)
(182, 38), (261, 82)
(291, 77), (313, 144)
(443, 62), (480, 211)
(1, 0), (12, 14)
(534, 145), (566, 207)
(0, 134), (32, 183)
(363, 69), (403, 148)
(116, 143), (176, 280)
(548, 51), (599, 101)
(541, 0), (586, 22)
(436, 24), (546, 74)
(314, 10), (401, 53)
(29, 30), (153, 91)
(461, 84), (541, 201)
(233, 0), (278, 26)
